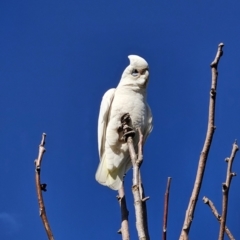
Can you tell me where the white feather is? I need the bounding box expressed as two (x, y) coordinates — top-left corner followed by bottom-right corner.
(97, 88), (115, 156)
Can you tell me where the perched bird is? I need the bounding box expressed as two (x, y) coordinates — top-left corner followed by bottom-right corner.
(95, 55), (153, 190)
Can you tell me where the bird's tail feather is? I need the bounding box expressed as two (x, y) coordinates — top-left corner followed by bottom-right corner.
(95, 155), (130, 190)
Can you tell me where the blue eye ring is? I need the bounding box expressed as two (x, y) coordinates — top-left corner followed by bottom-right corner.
(131, 69), (139, 77)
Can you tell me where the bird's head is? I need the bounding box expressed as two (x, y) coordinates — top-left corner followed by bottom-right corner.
(118, 55), (149, 89)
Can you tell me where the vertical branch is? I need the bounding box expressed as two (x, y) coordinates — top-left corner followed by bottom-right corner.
(127, 131), (148, 240)
(121, 113), (149, 240)
(202, 197), (235, 240)
(163, 177), (172, 240)
(35, 133), (54, 240)
(139, 173), (150, 240)
(218, 141), (238, 240)
(117, 180), (130, 240)
(179, 43), (224, 240)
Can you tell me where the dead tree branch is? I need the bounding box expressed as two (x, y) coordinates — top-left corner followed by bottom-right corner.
(179, 43), (224, 240)
(203, 196), (235, 240)
(163, 177), (172, 240)
(121, 113), (150, 240)
(35, 133), (54, 240)
(117, 180), (130, 240)
(218, 141), (238, 240)
(128, 129), (148, 240)
(138, 172), (150, 240)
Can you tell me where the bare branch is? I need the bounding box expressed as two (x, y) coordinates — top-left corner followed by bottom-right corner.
(35, 133), (54, 240)
(203, 196), (235, 240)
(179, 43), (224, 240)
(35, 133), (47, 169)
(163, 177), (172, 240)
(128, 132), (148, 240)
(117, 180), (130, 240)
(139, 172), (150, 240)
(218, 141), (238, 240)
(121, 113), (149, 240)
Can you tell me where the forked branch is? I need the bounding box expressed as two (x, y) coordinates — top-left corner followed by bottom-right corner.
(218, 141), (238, 240)
(121, 113), (150, 240)
(179, 43), (224, 240)
(203, 196), (235, 240)
(35, 133), (54, 240)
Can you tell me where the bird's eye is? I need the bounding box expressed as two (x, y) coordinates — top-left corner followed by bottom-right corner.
(131, 69), (139, 77)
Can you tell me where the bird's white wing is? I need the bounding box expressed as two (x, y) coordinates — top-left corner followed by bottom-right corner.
(144, 104), (153, 142)
(98, 88), (115, 158)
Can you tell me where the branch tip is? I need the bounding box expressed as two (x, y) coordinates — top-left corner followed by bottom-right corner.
(202, 196), (209, 204)
(234, 143), (239, 151)
(142, 196), (150, 202)
(210, 43), (224, 67)
(225, 158), (229, 162)
(40, 133), (47, 146)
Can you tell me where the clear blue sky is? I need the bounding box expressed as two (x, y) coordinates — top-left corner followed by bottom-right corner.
(0, 1), (240, 239)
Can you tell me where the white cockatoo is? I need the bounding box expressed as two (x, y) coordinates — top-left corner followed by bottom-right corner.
(95, 55), (153, 190)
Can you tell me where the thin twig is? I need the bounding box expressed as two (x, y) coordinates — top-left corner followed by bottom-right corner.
(218, 141), (238, 240)
(163, 177), (172, 240)
(203, 196), (235, 240)
(179, 43), (224, 240)
(35, 133), (54, 240)
(117, 180), (130, 240)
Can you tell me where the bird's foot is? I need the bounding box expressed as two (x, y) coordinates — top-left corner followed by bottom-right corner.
(120, 113), (135, 141)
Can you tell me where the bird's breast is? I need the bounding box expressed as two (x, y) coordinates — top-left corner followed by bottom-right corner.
(110, 88), (147, 129)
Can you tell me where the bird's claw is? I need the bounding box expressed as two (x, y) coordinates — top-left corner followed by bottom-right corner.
(121, 113), (135, 141)
(121, 113), (131, 125)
